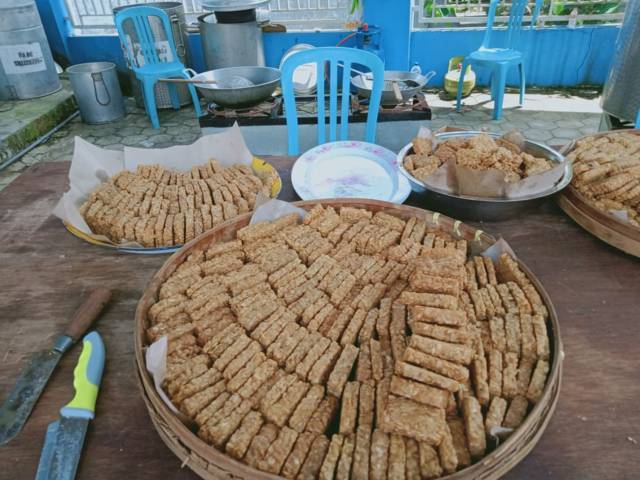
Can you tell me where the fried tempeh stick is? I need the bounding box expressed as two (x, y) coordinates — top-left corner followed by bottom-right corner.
(503, 395), (528, 429)
(327, 344), (360, 397)
(409, 335), (474, 365)
(402, 347), (469, 383)
(462, 396), (485, 459)
(387, 434), (406, 479)
(526, 359), (549, 404)
(390, 375), (449, 409)
(485, 396), (508, 435)
(369, 429), (390, 480)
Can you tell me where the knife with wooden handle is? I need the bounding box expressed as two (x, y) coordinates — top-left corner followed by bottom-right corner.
(0, 288), (111, 445)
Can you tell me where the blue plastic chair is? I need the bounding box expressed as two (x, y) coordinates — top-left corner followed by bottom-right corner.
(456, 0), (540, 120)
(115, 6), (201, 129)
(280, 47), (384, 155)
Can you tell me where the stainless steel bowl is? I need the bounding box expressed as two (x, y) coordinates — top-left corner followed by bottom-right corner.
(192, 66), (281, 109)
(398, 131), (573, 221)
(351, 70), (434, 106)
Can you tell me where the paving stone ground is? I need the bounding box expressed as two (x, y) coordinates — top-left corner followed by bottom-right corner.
(0, 93), (602, 191)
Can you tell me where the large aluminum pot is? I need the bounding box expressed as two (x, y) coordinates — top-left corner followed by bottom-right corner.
(192, 66), (280, 109)
(198, 13), (265, 70)
(397, 131), (572, 221)
(0, 0), (60, 100)
(352, 70), (435, 106)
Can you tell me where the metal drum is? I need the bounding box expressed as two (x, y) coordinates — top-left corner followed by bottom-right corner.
(113, 2), (192, 109)
(601, 1), (640, 123)
(198, 13), (265, 69)
(67, 62), (125, 124)
(0, 0), (60, 100)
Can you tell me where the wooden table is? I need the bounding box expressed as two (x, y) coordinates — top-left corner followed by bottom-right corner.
(0, 159), (638, 480)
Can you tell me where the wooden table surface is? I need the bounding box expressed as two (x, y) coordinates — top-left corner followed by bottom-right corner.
(0, 159), (638, 480)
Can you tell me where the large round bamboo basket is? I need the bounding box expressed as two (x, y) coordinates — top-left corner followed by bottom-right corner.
(134, 199), (563, 480)
(557, 129), (640, 257)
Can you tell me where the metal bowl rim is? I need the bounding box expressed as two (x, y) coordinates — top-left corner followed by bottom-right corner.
(192, 66), (281, 92)
(351, 70), (428, 91)
(397, 130), (573, 204)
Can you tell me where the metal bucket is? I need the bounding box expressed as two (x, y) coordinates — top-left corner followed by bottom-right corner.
(0, 0), (60, 100)
(198, 13), (265, 69)
(113, 2), (192, 109)
(601, 1), (640, 123)
(67, 62), (125, 124)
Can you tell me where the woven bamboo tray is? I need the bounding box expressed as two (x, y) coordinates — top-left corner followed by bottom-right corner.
(134, 199), (563, 480)
(557, 130), (640, 257)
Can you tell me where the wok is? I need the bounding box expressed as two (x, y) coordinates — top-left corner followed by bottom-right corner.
(352, 70), (435, 106)
(191, 66), (281, 109)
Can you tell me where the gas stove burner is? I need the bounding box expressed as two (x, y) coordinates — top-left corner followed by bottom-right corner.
(353, 92), (431, 115)
(199, 92), (431, 128)
(206, 96), (281, 118)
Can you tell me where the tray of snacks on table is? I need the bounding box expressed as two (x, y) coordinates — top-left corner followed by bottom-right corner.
(398, 128), (572, 221)
(557, 130), (640, 257)
(135, 198), (562, 480)
(53, 124), (281, 254)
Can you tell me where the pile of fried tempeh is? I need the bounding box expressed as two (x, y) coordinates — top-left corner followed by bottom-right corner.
(404, 133), (552, 184)
(568, 132), (640, 227)
(80, 160), (275, 247)
(147, 205), (552, 479)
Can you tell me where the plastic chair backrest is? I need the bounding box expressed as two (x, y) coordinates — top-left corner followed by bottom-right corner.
(280, 46), (384, 155)
(115, 6), (178, 70)
(481, 0), (533, 50)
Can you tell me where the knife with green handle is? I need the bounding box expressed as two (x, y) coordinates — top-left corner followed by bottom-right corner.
(0, 288), (111, 445)
(35, 331), (106, 480)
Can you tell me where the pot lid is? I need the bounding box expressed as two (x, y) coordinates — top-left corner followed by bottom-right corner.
(201, 0), (270, 11)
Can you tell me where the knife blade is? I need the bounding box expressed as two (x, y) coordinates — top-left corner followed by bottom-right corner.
(0, 288), (111, 445)
(36, 331), (106, 480)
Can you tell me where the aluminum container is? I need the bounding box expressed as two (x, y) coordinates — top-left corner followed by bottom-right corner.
(113, 2), (192, 109)
(198, 13), (265, 70)
(0, 0), (60, 100)
(397, 131), (572, 221)
(67, 62), (125, 124)
(601, 1), (640, 123)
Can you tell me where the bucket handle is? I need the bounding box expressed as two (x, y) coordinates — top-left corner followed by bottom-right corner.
(170, 13), (186, 59)
(423, 71), (436, 84)
(91, 72), (111, 107)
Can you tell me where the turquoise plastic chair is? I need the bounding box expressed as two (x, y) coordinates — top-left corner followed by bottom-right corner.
(280, 47), (384, 155)
(115, 6), (201, 129)
(456, 0), (540, 120)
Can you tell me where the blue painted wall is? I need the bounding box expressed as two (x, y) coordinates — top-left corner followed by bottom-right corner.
(35, 0), (71, 61)
(63, 32), (351, 73)
(410, 25), (618, 87)
(35, 0), (619, 88)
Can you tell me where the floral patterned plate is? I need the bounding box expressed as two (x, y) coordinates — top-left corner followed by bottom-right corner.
(291, 141), (411, 204)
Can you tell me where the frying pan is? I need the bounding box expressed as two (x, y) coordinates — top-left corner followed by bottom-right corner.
(352, 70), (435, 106)
(186, 66), (281, 109)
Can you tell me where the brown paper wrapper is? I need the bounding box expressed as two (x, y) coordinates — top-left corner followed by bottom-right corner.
(415, 126), (565, 199)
